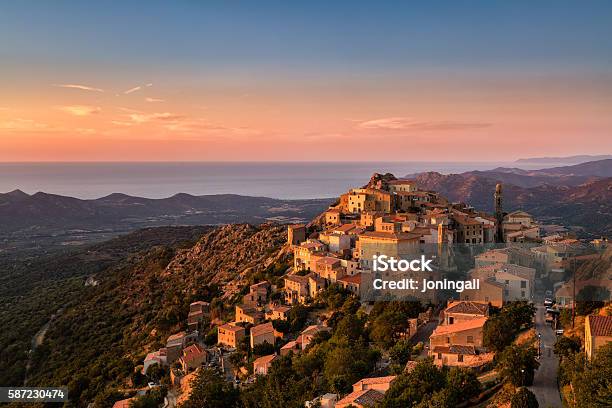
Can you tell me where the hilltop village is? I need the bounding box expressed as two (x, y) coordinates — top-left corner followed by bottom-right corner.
(118, 173), (610, 408)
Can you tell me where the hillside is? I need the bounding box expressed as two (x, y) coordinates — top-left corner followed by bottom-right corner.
(21, 224), (288, 404)
(0, 226), (212, 388)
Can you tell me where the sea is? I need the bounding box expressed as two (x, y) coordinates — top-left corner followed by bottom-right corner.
(0, 161), (531, 200)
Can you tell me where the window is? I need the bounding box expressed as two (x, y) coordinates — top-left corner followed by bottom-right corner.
(505, 280), (509, 285)
(521, 280), (527, 288)
(446, 337), (451, 344)
(467, 336), (474, 343)
(458, 354), (464, 362)
(521, 291), (525, 298)
(437, 353), (442, 360)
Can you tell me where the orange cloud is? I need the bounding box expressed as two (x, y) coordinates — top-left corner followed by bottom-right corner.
(53, 84), (104, 92)
(57, 105), (102, 116)
(355, 117), (491, 131)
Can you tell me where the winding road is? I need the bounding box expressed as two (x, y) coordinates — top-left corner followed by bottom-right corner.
(528, 305), (562, 408)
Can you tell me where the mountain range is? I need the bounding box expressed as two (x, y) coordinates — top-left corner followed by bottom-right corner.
(407, 159), (612, 237)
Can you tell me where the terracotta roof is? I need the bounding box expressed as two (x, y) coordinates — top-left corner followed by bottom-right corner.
(270, 305), (291, 313)
(251, 322), (274, 337)
(387, 179), (416, 185)
(285, 275), (309, 285)
(317, 256), (341, 266)
(432, 316), (487, 335)
(445, 301), (489, 315)
(167, 331), (186, 342)
(360, 231), (421, 241)
(281, 340), (299, 350)
(112, 399), (133, 408)
(353, 375), (396, 386)
(432, 345), (477, 355)
(587, 315), (612, 337)
(218, 323), (244, 333)
(337, 389), (384, 406)
(182, 344), (206, 363)
(253, 354), (276, 367)
(301, 324), (330, 336)
(452, 214), (482, 226)
(334, 223), (358, 233)
(338, 273), (362, 285)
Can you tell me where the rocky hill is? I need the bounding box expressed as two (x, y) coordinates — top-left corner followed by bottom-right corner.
(18, 224), (288, 404)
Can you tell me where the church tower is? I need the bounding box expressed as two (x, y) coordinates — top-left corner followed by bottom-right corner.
(494, 183), (504, 242)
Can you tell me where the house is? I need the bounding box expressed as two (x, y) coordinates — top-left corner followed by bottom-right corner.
(585, 315), (612, 360)
(307, 273), (326, 298)
(235, 304), (263, 324)
(250, 322), (275, 349)
(429, 317), (487, 348)
(284, 275), (310, 304)
(431, 345), (492, 368)
(288, 224), (306, 245)
(253, 354), (277, 375)
(265, 304), (291, 321)
(337, 273), (363, 296)
(300, 325), (331, 350)
(217, 323), (245, 348)
(280, 340), (300, 356)
(335, 389), (385, 408)
(452, 213), (484, 244)
(475, 249), (510, 267)
(324, 208), (342, 226)
(166, 332), (189, 363)
(460, 278), (505, 307)
(357, 231), (420, 269)
(187, 301), (209, 331)
(143, 348), (167, 374)
(352, 375), (397, 393)
(293, 240), (326, 270)
(387, 179), (417, 193)
(494, 271), (531, 301)
(443, 301), (489, 325)
(179, 344), (207, 372)
(305, 393), (338, 408)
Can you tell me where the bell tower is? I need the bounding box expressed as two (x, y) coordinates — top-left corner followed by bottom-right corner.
(494, 183), (504, 242)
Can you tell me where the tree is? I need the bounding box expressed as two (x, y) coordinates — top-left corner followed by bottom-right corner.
(483, 315), (514, 352)
(180, 368), (240, 408)
(389, 339), (412, 366)
(510, 387), (539, 408)
(497, 345), (540, 387)
(253, 341), (275, 356)
(553, 336), (581, 360)
(445, 367), (481, 405)
(288, 304), (309, 332)
(381, 359), (446, 408)
(130, 387), (167, 408)
(568, 342), (612, 407)
(369, 309), (409, 348)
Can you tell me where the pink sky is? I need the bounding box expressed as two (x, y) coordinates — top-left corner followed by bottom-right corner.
(1, 70), (611, 161)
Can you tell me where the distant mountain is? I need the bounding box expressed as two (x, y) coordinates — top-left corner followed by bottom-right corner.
(435, 159), (611, 189)
(411, 172), (611, 237)
(514, 154), (612, 166)
(0, 191), (333, 236)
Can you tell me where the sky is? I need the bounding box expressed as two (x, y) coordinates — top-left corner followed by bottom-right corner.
(1, 0), (611, 162)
